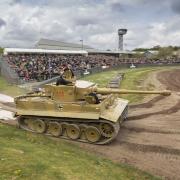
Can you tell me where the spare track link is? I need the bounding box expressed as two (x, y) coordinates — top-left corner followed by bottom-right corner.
(17, 116), (120, 145)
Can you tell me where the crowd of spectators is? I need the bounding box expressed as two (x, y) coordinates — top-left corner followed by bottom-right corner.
(118, 57), (180, 64)
(5, 54), (120, 81)
(5, 53), (180, 82)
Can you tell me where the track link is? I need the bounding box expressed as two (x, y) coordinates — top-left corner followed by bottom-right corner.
(17, 116), (121, 145)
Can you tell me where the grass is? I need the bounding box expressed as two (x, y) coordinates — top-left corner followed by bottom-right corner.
(0, 77), (25, 97)
(0, 124), (160, 180)
(82, 67), (171, 103)
(81, 70), (122, 87)
(119, 68), (158, 103)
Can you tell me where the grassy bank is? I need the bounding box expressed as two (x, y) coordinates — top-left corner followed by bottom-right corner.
(82, 67), (167, 103)
(0, 124), (159, 180)
(0, 77), (25, 97)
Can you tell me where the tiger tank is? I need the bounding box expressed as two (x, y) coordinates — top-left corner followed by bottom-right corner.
(14, 80), (171, 144)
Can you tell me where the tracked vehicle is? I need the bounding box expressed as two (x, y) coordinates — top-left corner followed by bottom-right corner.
(14, 80), (171, 144)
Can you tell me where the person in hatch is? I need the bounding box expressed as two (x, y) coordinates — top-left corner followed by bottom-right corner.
(56, 64), (76, 85)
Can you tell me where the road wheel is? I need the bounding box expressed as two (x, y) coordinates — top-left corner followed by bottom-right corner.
(66, 124), (80, 140)
(100, 123), (114, 138)
(85, 126), (101, 143)
(49, 122), (62, 137)
(34, 119), (46, 133)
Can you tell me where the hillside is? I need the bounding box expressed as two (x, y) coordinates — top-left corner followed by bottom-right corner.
(0, 124), (158, 180)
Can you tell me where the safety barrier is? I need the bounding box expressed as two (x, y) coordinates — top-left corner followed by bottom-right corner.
(0, 56), (20, 84)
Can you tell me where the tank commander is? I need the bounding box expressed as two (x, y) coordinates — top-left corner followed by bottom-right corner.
(56, 64), (76, 85)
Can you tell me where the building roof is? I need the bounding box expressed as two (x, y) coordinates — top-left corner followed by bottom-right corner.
(88, 49), (133, 54)
(35, 38), (95, 51)
(3, 48), (88, 55)
(35, 38), (134, 55)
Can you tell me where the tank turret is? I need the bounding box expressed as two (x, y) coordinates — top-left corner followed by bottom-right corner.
(43, 80), (171, 104)
(15, 80), (171, 145)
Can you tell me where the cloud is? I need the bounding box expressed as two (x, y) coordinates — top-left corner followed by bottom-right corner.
(11, 0), (47, 6)
(0, 0), (180, 50)
(0, 18), (6, 28)
(12, 0), (21, 4)
(110, 2), (124, 12)
(135, 17), (180, 48)
(74, 17), (98, 26)
(171, 0), (180, 14)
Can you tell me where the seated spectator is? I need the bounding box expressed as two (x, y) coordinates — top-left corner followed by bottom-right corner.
(4, 53), (180, 82)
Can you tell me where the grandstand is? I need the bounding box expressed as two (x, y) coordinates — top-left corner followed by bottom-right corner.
(1, 39), (180, 85)
(35, 39), (95, 51)
(2, 47), (126, 84)
(35, 38), (132, 56)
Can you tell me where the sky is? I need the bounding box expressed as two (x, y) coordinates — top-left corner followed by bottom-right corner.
(0, 0), (180, 50)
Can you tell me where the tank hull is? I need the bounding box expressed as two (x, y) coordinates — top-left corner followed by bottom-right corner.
(16, 96), (128, 144)
(15, 97), (128, 121)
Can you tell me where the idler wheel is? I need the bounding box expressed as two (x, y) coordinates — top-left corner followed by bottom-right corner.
(49, 122), (62, 137)
(34, 119), (46, 133)
(23, 118), (35, 130)
(99, 123), (114, 138)
(66, 124), (80, 140)
(85, 126), (101, 143)
(27, 119), (35, 131)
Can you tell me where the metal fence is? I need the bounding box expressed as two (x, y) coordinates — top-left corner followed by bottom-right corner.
(0, 56), (20, 84)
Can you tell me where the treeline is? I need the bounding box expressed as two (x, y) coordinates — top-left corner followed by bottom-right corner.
(133, 46), (180, 59)
(0, 47), (3, 54)
(134, 45), (180, 52)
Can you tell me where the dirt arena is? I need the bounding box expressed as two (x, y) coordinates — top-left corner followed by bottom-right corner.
(78, 69), (180, 180)
(1, 68), (180, 179)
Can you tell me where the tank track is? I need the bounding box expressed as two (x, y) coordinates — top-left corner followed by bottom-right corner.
(17, 116), (122, 145)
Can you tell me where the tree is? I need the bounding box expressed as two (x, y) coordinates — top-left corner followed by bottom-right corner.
(0, 47), (3, 54)
(150, 45), (161, 50)
(156, 47), (173, 58)
(131, 52), (144, 58)
(133, 48), (149, 52)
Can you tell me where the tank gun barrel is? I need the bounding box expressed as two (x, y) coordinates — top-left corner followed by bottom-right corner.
(94, 88), (171, 96)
